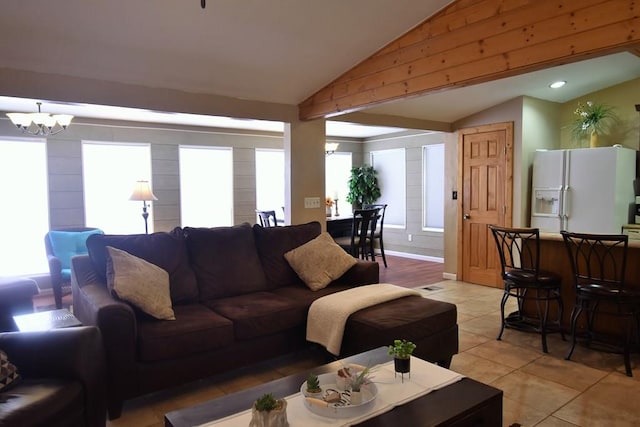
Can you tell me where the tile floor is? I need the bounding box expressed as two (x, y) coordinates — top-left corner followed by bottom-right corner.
(107, 280), (640, 427)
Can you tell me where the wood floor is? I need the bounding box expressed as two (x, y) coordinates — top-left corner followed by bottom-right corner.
(378, 254), (445, 288)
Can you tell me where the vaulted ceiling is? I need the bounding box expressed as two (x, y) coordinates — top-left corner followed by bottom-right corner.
(0, 0), (638, 135)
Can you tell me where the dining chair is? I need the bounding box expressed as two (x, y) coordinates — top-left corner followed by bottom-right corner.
(334, 208), (380, 261)
(561, 231), (640, 377)
(255, 210), (279, 227)
(489, 225), (564, 353)
(45, 227), (104, 309)
(363, 203), (388, 268)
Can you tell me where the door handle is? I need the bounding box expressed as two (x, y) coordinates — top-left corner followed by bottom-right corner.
(463, 214), (470, 220)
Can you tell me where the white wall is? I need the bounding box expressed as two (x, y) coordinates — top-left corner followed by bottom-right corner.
(363, 131), (446, 260)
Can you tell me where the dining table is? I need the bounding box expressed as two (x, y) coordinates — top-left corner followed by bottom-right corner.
(326, 214), (354, 238)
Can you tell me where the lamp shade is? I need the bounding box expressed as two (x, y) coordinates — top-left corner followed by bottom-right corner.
(129, 180), (158, 201)
(325, 142), (339, 154)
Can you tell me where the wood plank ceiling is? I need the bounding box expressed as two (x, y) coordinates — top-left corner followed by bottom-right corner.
(299, 0), (640, 120)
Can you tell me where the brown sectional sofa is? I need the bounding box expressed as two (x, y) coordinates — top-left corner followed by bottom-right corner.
(71, 221), (458, 420)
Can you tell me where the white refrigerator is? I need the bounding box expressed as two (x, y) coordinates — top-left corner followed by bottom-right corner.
(530, 146), (636, 233)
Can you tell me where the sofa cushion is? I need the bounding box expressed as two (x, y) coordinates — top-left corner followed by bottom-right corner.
(106, 246), (175, 320)
(203, 292), (305, 340)
(270, 283), (357, 310)
(284, 232), (357, 291)
(86, 230), (199, 304)
(253, 222), (321, 288)
(342, 295), (458, 357)
(184, 224), (269, 300)
(136, 304), (234, 362)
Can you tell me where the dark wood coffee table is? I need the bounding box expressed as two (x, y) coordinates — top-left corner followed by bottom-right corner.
(164, 347), (502, 427)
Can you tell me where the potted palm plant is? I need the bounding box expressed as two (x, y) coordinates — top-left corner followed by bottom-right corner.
(346, 165), (381, 209)
(388, 339), (416, 381)
(249, 392), (288, 427)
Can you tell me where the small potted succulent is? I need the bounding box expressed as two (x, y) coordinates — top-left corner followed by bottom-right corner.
(388, 339), (416, 380)
(249, 392), (288, 427)
(305, 373), (322, 398)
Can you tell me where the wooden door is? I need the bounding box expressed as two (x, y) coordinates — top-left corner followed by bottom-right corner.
(458, 123), (513, 287)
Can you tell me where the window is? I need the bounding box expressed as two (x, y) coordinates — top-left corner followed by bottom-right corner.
(83, 142), (153, 234)
(325, 152), (352, 211)
(255, 149), (284, 216)
(180, 145), (233, 227)
(370, 149), (406, 227)
(0, 138), (49, 275)
(423, 144), (445, 230)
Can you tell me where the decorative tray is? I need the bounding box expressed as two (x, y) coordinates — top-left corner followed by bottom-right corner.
(300, 372), (378, 419)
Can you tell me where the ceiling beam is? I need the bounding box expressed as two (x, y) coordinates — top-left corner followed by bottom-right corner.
(299, 0), (640, 120)
(333, 111), (451, 132)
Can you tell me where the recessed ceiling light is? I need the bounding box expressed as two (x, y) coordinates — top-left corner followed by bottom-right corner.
(549, 81), (566, 89)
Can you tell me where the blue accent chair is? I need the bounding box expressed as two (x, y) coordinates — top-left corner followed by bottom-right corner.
(45, 227), (104, 309)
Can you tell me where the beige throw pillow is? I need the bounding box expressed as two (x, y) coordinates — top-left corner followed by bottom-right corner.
(284, 232), (357, 291)
(106, 246), (176, 320)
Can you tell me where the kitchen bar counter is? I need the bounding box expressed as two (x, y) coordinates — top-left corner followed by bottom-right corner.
(535, 233), (640, 335)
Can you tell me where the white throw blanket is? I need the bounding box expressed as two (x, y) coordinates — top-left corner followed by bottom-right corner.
(306, 283), (421, 356)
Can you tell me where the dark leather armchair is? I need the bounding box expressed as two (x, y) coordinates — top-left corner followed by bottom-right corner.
(0, 326), (107, 426)
(45, 227), (103, 309)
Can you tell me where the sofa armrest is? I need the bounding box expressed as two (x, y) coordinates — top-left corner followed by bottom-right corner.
(71, 255), (139, 416)
(0, 326), (107, 427)
(333, 259), (379, 286)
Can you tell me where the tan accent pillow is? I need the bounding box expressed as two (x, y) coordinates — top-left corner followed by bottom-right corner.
(284, 232), (357, 291)
(106, 246), (175, 320)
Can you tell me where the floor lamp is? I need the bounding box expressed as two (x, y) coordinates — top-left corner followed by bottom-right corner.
(129, 180), (158, 234)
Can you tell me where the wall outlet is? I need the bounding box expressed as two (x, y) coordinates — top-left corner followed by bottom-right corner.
(304, 197), (321, 209)
(408, 234), (413, 242)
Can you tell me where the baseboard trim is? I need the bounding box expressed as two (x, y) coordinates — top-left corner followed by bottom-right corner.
(442, 272), (457, 280)
(382, 250), (444, 263)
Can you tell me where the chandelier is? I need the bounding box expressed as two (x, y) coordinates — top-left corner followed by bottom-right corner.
(6, 102), (74, 136)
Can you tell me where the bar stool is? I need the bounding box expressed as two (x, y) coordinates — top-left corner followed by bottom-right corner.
(561, 231), (640, 377)
(489, 225), (564, 353)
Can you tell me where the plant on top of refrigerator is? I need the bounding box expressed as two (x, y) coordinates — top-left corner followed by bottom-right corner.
(571, 101), (617, 139)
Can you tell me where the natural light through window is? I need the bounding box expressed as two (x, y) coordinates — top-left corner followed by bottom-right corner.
(180, 146), (233, 227)
(0, 138), (49, 275)
(255, 149), (284, 220)
(423, 144), (445, 230)
(371, 149), (406, 227)
(325, 152), (352, 214)
(83, 142), (153, 234)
